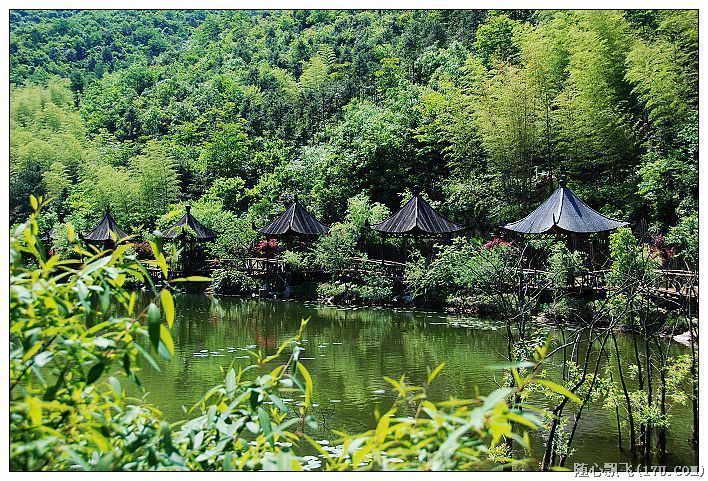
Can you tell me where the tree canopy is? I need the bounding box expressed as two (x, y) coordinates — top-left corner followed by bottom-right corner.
(10, 9), (698, 257)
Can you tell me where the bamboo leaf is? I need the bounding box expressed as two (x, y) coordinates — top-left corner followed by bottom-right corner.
(258, 406), (273, 446)
(532, 379), (581, 404)
(427, 362), (446, 385)
(86, 362), (105, 385)
(159, 325), (174, 357)
(27, 396), (42, 426)
(296, 362), (313, 409)
(160, 289), (175, 328)
(147, 303), (161, 352)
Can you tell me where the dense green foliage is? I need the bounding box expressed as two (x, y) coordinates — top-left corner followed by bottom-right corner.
(10, 10), (698, 265)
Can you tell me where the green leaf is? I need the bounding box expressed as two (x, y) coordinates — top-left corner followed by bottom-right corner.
(171, 276), (212, 282)
(147, 303), (161, 352)
(159, 325), (174, 357)
(156, 253), (168, 277)
(427, 362), (446, 385)
(135, 342), (161, 372)
(27, 396), (42, 426)
(532, 379), (582, 404)
(258, 406), (273, 446)
(86, 362), (105, 385)
(160, 421), (173, 454)
(34, 351), (53, 367)
(122, 353), (131, 375)
(225, 369), (236, 394)
(296, 362), (313, 409)
(108, 376), (122, 397)
(482, 387), (513, 411)
(160, 289), (175, 328)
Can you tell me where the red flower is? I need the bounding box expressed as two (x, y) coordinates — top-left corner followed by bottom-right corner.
(253, 238), (280, 255)
(483, 237), (513, 250)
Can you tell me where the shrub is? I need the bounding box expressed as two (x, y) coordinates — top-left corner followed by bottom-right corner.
(667, 210), (698, 267)
(9, 200), (314, 470)
(546, 242), (586, 290)
(211, 266), (259, 295)
(316, 281), (348, 303)
(357, 271), (394, 304)
(282, 249), (310, 271)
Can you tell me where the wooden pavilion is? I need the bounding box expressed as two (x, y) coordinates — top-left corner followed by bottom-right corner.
(161, 205), (217, 275)
(162, 205), (218, 241)
(256, 195), (330, 239)
(500, 175), (628, 266)
(371, 187), (466, 262)
(83, 207), (129, 245)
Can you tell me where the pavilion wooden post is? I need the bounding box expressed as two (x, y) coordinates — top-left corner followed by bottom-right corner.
(381, 233), (385, 266)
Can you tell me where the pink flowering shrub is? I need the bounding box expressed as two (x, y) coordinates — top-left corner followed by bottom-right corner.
(253, 238), (279, 256)
(482, 237), (514, 250)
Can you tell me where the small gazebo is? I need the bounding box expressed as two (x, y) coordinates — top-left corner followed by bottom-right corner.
(161, 205), (217, 275)
(162, 205), (217, 241)
(500, 176), (628, 235)
(371, 187), (465, 262)
(256, 196), (330, 240)
(83, 207), (129, 245)
(500, 176), (628, 266)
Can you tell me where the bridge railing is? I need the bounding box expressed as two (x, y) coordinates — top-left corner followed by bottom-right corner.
(521, 268), (697, 301)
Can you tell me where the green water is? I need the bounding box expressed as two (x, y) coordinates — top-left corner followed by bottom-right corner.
(136, 293), (697, 470)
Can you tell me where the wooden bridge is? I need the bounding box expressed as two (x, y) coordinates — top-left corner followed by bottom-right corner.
(147, 256), (407, 284)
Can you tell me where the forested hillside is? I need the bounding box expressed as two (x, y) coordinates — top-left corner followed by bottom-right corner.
(10, 9), (698, 259)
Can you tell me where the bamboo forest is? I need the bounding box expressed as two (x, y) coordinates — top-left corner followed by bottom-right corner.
(9, 9), (699, 473)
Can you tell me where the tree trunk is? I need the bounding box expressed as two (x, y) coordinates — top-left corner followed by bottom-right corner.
(613, 330), (636, 456)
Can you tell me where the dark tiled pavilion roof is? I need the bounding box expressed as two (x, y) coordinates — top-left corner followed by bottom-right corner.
(371, 191), (465, 236)
(257, 197), (330, 237)
(500, 177), (628, 235)
(83, 208), (129, 242)
(162, 205), (217, 241)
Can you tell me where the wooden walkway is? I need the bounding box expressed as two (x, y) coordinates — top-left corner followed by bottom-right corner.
(210, 256), (407, 279)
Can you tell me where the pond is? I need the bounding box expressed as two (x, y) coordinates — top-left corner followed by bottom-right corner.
(134, 293), (697, 470)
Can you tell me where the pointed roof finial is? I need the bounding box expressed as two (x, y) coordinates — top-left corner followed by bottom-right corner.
(185, 204), (191, 214)
(293, 193), (299, 204)
(412, 184), (420, 196)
